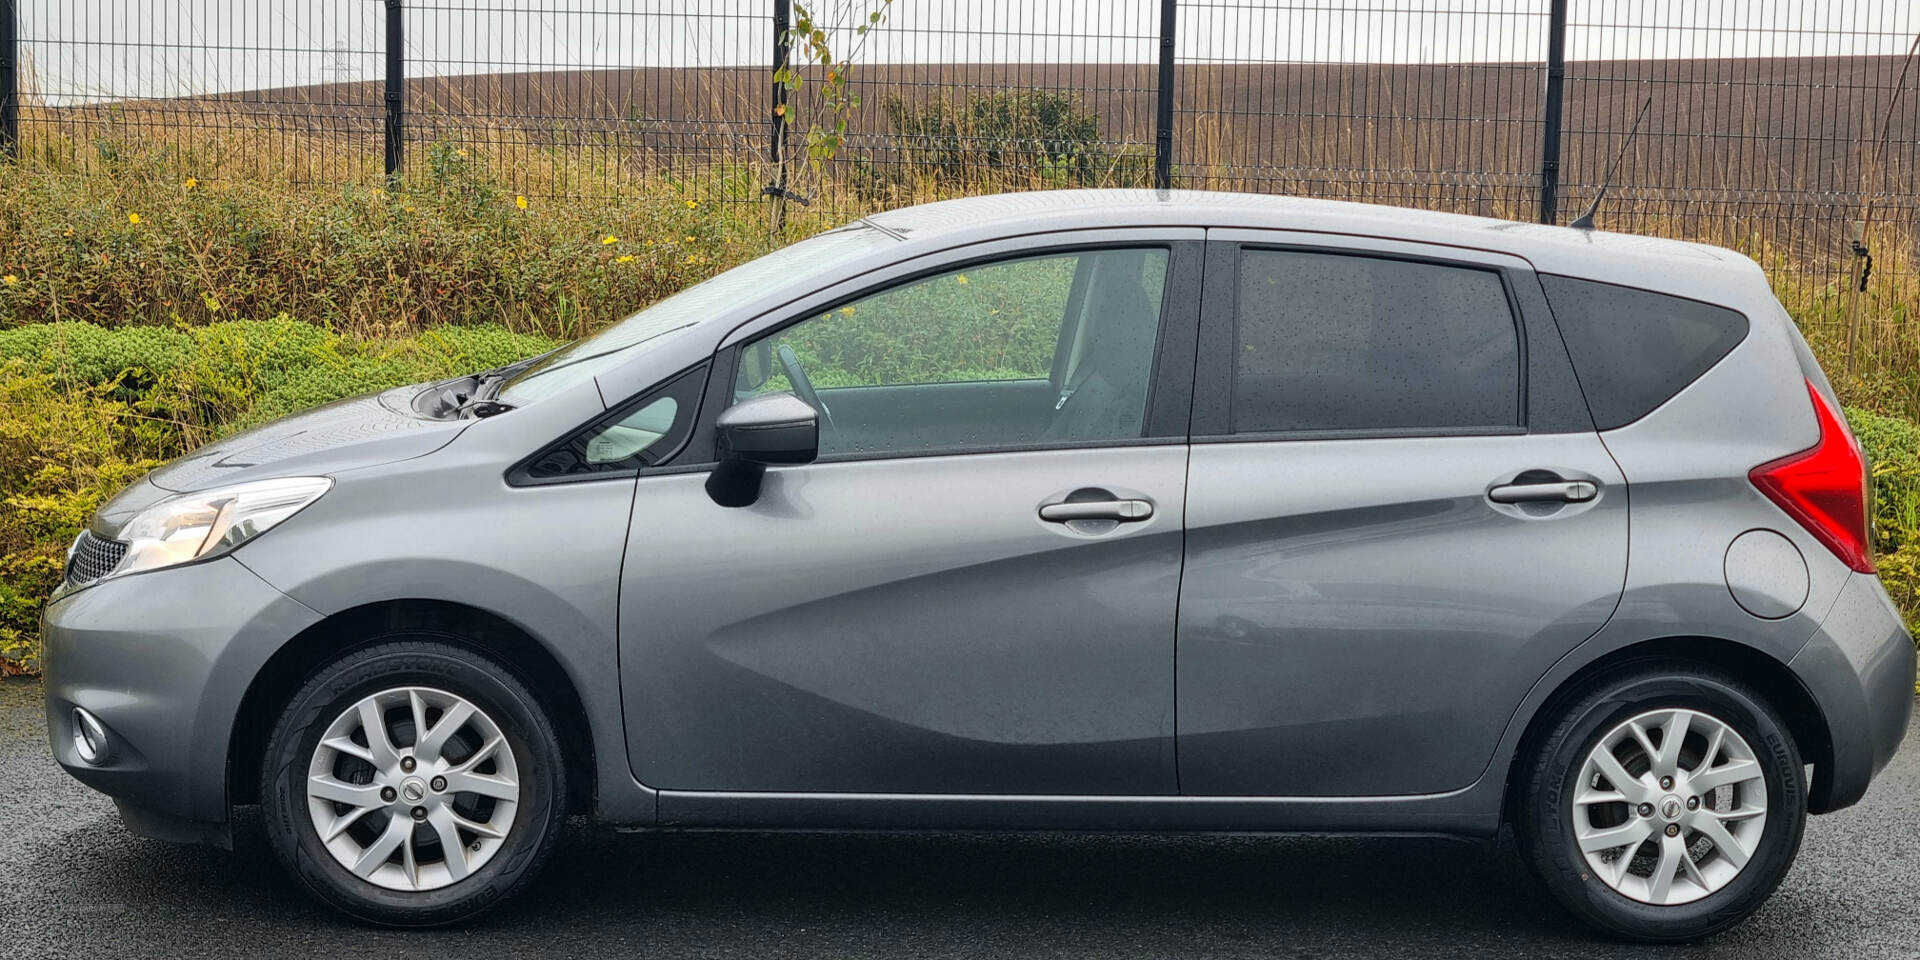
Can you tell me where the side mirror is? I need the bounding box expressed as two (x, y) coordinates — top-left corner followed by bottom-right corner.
(705, 392), (819, 507)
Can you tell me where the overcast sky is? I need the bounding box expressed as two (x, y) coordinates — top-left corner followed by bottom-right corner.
(16, 1), (1920, 103)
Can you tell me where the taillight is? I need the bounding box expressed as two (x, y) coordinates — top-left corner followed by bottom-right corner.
(1749, 381), (1875, 573)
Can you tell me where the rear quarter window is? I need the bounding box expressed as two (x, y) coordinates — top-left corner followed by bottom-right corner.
(1539, 275), (1750, 430)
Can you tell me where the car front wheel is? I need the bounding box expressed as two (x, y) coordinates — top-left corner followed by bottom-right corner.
(260, 638), (566, 926)
(1515, 662), (1806, 942)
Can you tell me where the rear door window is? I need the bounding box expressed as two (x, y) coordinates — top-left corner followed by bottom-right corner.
(1231, 249), (1522, 434)
(1539, 275), (1750, 430)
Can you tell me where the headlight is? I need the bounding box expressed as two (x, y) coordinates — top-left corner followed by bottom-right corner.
(107, 476), (332, 581)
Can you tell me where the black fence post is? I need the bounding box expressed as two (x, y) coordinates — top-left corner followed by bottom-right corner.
(769, 0), (790, 230)
(1538, 0), (1568, 224)
(384, 0), (404, 180)
(1, 0), (17, 161)
(1154, 0), (1176, 190)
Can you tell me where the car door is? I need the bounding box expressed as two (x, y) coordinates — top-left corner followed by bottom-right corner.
(620, 234), (1203, 796)
(1176, 232), (1628, 797)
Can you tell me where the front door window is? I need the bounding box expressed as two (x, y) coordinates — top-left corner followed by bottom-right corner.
(737, 248), (1170, 457)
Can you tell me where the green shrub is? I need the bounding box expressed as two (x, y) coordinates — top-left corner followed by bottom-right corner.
(1851, 406), (1920, 638)
(0, 363), (168, 671)
(0, 321), (195, 391)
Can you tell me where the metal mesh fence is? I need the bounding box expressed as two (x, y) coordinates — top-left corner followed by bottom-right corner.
(809, 1), (1162, 206)
(6, 0), (1919, 325)
(399, 1), (767, 200)
(13, 0), (385, 183)
(1172, 1), (1551, 219)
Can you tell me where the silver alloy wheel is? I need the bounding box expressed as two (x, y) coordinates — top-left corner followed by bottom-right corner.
(305, 686), (520, 892)
(1572, 707), (1768, 905)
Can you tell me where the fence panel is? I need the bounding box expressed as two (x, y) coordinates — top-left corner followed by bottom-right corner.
(12, 0), (383, 183)
(1171, 0), (1552, 221)
(399, 0), (768, 201)
(797, 0), (1163, 210)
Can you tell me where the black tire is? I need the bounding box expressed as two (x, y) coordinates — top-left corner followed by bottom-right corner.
(1514, 661), (1805, 942)
(260, 637), (567, 926)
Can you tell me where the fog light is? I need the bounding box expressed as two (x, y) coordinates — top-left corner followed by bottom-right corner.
(71, 707), (110, 765)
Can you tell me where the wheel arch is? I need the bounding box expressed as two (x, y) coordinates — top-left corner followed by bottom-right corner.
(1501, 634), (1833, 824)
(227, 598), (597, 814)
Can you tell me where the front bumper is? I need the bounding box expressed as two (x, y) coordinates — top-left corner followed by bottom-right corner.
(42, 557), (322, 844)
(1790, 572), (1916, 813)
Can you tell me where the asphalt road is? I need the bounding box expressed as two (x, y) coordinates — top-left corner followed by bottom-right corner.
(3, 678), (1917, 960)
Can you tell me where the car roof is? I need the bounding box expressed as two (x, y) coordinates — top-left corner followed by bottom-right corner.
(863, 189), (1765, 301)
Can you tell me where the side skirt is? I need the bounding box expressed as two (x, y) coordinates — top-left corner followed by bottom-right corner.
(653, 788), (1504, 837)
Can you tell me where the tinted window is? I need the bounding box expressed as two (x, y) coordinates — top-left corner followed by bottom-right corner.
(738, 248), (1169, 457)
(1232, 250), (1521, 434)
(1540, 275), (1750, 429)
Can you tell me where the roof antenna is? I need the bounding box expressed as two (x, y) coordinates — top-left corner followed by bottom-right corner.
(1570, 97), (1653, 231)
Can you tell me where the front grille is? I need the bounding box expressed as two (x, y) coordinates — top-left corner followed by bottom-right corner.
(66, 530), (128, 588)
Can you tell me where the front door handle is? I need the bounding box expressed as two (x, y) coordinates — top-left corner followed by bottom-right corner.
(1488, 479), (1598, 504)
(1039, 499), (1154, 522)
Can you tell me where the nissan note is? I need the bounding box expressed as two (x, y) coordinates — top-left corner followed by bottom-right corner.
(42, 190), (1914, 940)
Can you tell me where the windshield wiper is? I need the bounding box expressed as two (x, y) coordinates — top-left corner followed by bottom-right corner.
(453, 372), (515, 418)
(444, 346), (566, 419)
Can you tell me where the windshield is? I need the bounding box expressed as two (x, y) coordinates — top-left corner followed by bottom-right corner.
(498, 222), (897, 405)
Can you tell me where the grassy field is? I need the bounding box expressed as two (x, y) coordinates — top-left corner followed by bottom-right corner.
(1, 129), (1918, 674)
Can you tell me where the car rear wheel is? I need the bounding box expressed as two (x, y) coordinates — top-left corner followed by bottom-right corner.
(260, 637), (566, 926)
(1514, 662), (1805, 942)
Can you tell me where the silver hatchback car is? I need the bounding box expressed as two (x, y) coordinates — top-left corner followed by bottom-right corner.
(44, 191), (1913, 939)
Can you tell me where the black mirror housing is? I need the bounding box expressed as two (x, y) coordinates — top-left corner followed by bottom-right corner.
(705, 392), (819, 507)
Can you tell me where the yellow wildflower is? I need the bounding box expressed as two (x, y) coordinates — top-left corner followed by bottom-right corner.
(615, 254), (636, 264)
(955, 274), (968, 285)
(684, 254), (700, 265)
(685, 199), (698, 209)
(683, 235), (694, 242)
(1, 275), (18, 286)
(127, 212), (141, 225)
(838, 306), (856, 316)
(184, 177), (198, 189)
(455, 148), (468, 158)
(602, 235), (619, 245)
(516, 195), (529, 210)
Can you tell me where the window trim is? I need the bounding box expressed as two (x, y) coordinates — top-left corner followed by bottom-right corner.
(1193, 239), (1532, 443)
(505, 361), (711, 487)
(684, 239), (1204, 467)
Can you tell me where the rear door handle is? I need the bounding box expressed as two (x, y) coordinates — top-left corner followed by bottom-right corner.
(1039, 499), (1155, 522)
(1488, 480), (1597, 504)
